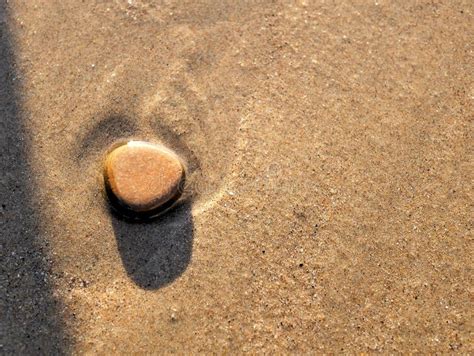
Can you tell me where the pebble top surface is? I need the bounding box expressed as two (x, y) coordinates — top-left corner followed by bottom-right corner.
(104, 141), (184, 213)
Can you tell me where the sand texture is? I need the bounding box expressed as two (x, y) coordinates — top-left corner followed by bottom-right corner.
(0, 0), (473, 353)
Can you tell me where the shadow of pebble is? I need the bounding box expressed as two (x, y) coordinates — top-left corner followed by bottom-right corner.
(111, 202), (193, 289)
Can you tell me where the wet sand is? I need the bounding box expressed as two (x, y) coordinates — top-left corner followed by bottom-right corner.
(1, 0), (472, 353)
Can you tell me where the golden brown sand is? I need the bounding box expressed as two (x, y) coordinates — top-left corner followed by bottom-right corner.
(1, 0), (472, 353)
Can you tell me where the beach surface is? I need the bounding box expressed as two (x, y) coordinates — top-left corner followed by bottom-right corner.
(1, 0), (472, 353)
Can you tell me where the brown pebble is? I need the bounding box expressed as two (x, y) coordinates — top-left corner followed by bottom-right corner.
(103, 141), (185, 219)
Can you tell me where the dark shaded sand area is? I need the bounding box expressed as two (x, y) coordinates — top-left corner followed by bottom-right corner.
(0, 2), (70, 353)
(1, 0), (473, 353)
